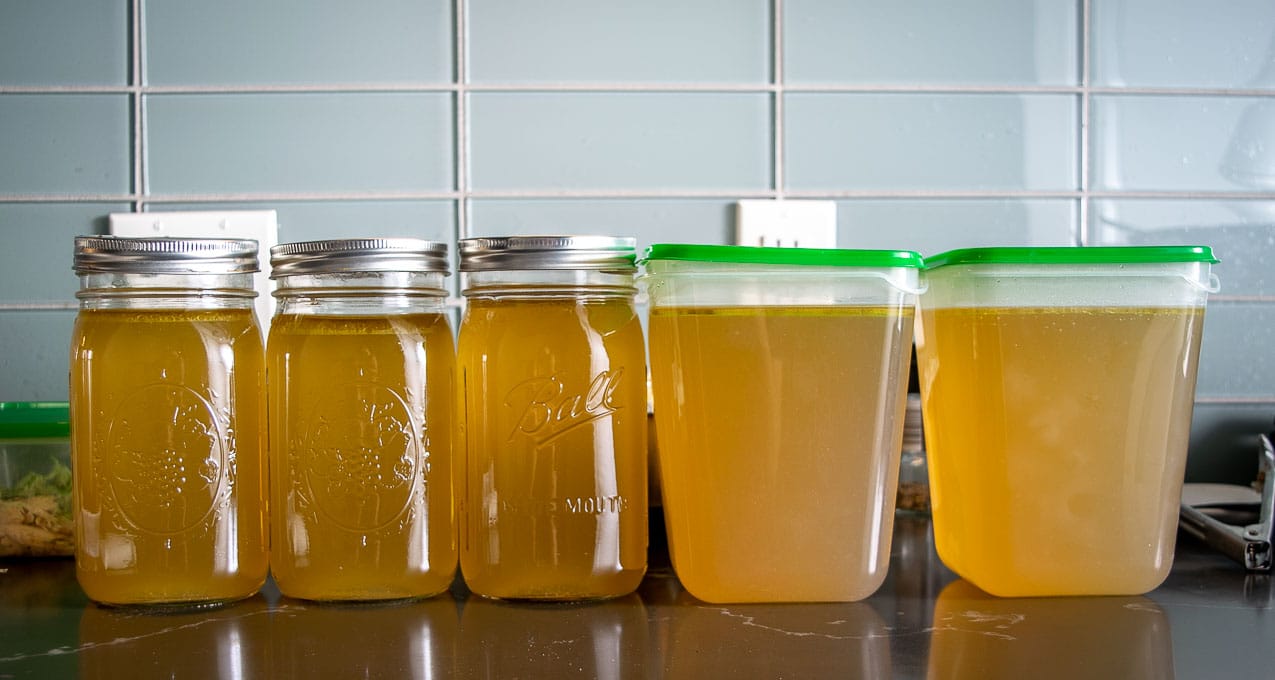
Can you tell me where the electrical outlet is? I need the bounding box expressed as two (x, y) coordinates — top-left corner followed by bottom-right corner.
(735, 200), (837, 248)
(109, 210), (279, 327)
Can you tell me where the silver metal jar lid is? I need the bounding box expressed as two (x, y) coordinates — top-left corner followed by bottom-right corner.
(73, 236), (260, 274)
(269, 238), (450, 278)
(458, 235), (637, 271)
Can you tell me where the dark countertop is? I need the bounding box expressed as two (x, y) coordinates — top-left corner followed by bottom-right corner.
(1, 514), (1270, 679)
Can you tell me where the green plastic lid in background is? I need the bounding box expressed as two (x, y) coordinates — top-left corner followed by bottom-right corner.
(643, 244), (924, 268)
(0, 402), (71, 439)
(925, 246), (1218, 269)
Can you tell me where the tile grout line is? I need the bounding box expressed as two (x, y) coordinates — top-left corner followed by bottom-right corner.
(452, 0), (470, 301)
(771, 0), (785, 197)
(454, 0), (470, 246)
(130, 0), (144, 213)
(6, 83), (1275, 96)
(5, 189), (1275, 202)
(1078, 0), (1092, 246)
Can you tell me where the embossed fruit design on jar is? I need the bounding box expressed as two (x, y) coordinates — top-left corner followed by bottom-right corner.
(267, 239), (457, 601)
(70, 236), (268, 606)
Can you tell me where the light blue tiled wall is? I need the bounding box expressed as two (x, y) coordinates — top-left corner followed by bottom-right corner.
(469, 93), (771, 191)
(145, 0), (453, 85)
(2, 0), (1273, 482)
(784, 94), (1077, 191)
(146, 93), (454, 194)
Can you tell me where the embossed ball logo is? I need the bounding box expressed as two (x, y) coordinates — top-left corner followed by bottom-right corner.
(505, 368), (625, 447)
(105, 385), (226, 536)
(295, 384), (421, 533)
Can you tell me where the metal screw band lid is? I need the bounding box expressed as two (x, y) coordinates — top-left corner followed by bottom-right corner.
(73, 236), (260, 274)
(458, 235), (637, 271)
(269, 238), (450, 278)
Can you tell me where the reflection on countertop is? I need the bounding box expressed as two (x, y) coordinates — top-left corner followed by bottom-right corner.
(928, 581), (1173, 679)
(0, 514), (1270, 679)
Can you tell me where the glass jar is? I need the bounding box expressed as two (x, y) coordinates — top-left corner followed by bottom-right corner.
(267, 238), (457, 601)
(70, 236), (268, 606)
(457, 236), (647, 600)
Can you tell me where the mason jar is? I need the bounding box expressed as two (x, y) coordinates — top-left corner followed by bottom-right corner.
(267, 238), (458, 601)
(70, 236), (268, 606)
(457, 236), (647, 600)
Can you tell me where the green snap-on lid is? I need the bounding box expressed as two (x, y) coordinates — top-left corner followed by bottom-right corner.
(0, 402), (71, 439)
(643, 244), (924, 268)
(926, 246), (1218, 268)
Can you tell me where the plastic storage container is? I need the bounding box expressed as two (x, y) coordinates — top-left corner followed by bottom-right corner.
(915, 246), (1218, 597)
(457, 236), (648, 601)
(71, 236), (269, 606)
(643, 244), (924, 603)
(0, 402), (73, 557)
(267, 238), (457, 601)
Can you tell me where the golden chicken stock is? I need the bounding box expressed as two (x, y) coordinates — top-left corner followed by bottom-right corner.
(458, 296), (648, 600)
(71, 308), (268, 605)
(650, 305), (913, 603)
(267, 312), (457, 600)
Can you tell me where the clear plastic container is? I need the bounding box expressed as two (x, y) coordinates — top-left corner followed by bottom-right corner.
(267, 238), (457, 601)
(643, 244), (924, 603)
(916, 246), (1219, 597)
(0, 402), (73, 557)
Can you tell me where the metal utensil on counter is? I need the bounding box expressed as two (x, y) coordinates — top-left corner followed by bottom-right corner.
(1179, 425), (1274, 572)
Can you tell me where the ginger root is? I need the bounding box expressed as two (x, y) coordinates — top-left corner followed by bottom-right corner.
(0, 495), (74, 557)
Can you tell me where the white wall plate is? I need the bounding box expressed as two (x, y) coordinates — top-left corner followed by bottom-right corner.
(735, 200), (838, 248)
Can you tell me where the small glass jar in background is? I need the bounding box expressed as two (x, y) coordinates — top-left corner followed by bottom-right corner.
(70, 236), (268, 606)
(267, 238), (457, 601)
(457, 235), (648, 601)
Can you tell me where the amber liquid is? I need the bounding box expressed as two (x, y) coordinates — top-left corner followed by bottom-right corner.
(267, 313), (457, 600)
(917, 306), (1204, 596)
(458, 296), (647, 599)
(70, 308), (268, 605)
(649, 305), (913, 603)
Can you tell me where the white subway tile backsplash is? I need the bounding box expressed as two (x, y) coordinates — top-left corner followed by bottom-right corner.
(835, 199), (1076, 252)
(146, 93), (453, 195)
(785, 94), (1077, 191)
(1091, 200), (1275, 297)
(145, 0), (453, 85)
(0, 95), (131, 195)
(469, 0), (769, 84)
(0, 311), (75, 402)
(0, 203), (125, 302)
(0, 1), (127, 86)
(1091, 0), (1275, 89)
(149, 200), (456, 245)
(1196, 301), (1275, 399)
(1092, 95), (1275, 192)
(785, 0), (1079, 86)
(469, 93), (771, 191)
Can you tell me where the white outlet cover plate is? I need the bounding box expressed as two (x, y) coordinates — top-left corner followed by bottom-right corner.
(735, 200), (837, 248)
(108, 210), (279, 326)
